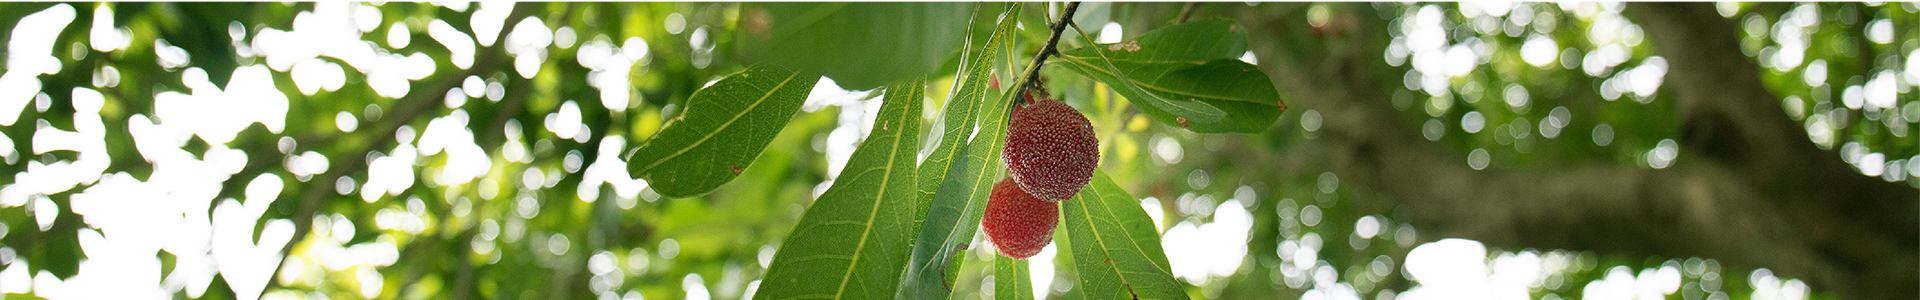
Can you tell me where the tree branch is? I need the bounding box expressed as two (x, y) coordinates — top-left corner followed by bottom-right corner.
(1622, 5), (1917, 298)
(1175, 2), (1202, 24)
(1017, 2), (1080, 101)
(1232, 3), (1915, 299)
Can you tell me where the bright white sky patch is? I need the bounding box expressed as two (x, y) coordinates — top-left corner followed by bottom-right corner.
(1865, 70), (1897, 110)
(470, 2), (515, 47)
(1161, 199), (1253, 287)
(574, 34), (638, 111)
(506, 17), (554, 79)
(152, 66), (290, 145)
(1623, 56), (1668, 98)
(1097, 22), (1123, 43)
(417, 110), (493, 187)
(0, 4), (76, 126)
(361, 145), (419, 202)
(387, 22), (411, 48)
(0, 73), (42, 126)
(89, 4), (130, 52)
(291, 59), (347, 95)
(8, 4), (74, 75)
(1521, 34), (1558, 67)
(579, 135), (646, 203)
(429, 19), (477, 69)
(549, 100), (584, 140)
(1866, 19), (1893, 44)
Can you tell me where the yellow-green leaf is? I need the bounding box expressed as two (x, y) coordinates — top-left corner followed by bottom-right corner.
(627, 65), (819, 198)
(996, 256), (1035, 300)
(755, 80), (923, 300)
(1060, 172), (1187, 300)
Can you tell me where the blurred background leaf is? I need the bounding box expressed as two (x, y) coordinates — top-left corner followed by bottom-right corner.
(0, 2), (1912, 300)
(732, 3), (972, 90)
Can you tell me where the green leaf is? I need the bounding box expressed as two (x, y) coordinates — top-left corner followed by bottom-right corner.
(914, 2), (1017, 235)
(996, 256), (1035, 300)
(755, 80), (923, 300)
(1073, 19), (1249, 63)
(737, 3), (973, 90)
(945, 250), (969, 293)
(1056, 19), (1285, 133)
(627, 65), (820, 198)
(897, 4), (1019, 299)
(1060, 172), (1186, 300)
(933, 2), (1013, 81)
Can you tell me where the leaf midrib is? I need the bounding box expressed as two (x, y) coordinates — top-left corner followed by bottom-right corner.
(1071, 188), (1137, 297)
(1063, 49), (1210, 65)
(1072, 181), (1176, 298)
(1056, 55), (1268, 105)
(634, 72), (803, 173)
(1058, 55), (1223, 123)
(921, 77), (987, 195)
(833, 88), (915, 299)
(914, 118), (1001, 274)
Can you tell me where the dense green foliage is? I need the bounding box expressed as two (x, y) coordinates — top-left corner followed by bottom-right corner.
(0, 2), (1914, 300)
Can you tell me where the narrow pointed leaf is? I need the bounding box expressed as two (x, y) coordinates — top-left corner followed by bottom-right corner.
(627, 65), (819, 198)
(996, 256), (1035, 300)
(1056, 19), (1284, 133)
(915, 2), (1017, 232)
(1061, 172), (1187, 300)
(755, 80), (923, 300)
(897, 5), (1020, 298)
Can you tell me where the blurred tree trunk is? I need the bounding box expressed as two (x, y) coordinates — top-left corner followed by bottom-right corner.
(1233, 3), (1916, 299)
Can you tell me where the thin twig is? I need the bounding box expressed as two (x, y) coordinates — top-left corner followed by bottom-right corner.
(1018, 2), (1081, 102)
(1176, 2), (1202, 24)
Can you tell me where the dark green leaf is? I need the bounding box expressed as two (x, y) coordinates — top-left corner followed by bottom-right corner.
(754, 80), (923, 300)
(1061, 172), (1186, 300)
(626, 65), (820, 198)
(931, 2), (1014, 80)
(1056, 19), (1284, 133)
(996, 256), (1035, 300)
(737, 3), (973, 90)
(897, 4), (1019, 298)
(946, 250), (969, 294)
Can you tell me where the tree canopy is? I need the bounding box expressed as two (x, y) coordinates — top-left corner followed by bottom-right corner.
(0, 2), (1914, 300)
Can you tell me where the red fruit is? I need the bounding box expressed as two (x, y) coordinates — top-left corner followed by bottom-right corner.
(1003, 98), (1098, 201)
(982, 178), (1059, 260)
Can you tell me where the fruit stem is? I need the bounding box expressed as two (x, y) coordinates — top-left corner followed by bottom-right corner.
(1016, 2), (1079, 105)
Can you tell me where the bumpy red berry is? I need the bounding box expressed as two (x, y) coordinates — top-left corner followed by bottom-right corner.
(982, 178), (1059, 259)
(1003, 98), (1098, 201)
